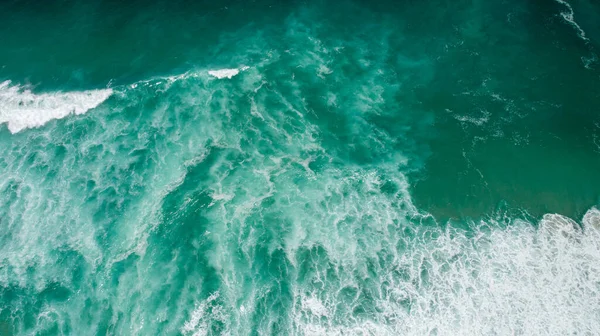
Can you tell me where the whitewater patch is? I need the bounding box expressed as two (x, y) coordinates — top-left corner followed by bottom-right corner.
(181, 205), (600, 335)
(0, 80), (113, 133)
(287, 207), (600, 335)
(208, 66), (250, 79)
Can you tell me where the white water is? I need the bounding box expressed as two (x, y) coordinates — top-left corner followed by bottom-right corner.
(208, 66), (250, 79)
(0, 81), (112, 133)
(181, 207), (600, 336)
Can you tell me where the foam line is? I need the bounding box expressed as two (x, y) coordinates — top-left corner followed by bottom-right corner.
(554, 0), (588, 41)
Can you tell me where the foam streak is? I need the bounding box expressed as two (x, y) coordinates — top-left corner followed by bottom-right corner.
(554, 0), (588, 41)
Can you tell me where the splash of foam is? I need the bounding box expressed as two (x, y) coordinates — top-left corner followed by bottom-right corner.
(208, 66), (250, 79)
(0, 81), (112, 133)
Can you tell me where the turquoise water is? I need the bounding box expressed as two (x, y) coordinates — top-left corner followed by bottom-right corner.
(1, 0), (600, 335)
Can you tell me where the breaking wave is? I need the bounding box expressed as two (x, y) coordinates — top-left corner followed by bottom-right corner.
(0, 80), (113, 133)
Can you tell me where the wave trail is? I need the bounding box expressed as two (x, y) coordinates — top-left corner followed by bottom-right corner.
(554, 0), (589, 41)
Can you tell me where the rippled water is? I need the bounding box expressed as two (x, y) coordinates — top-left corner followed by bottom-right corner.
(1, 0), (600, 335)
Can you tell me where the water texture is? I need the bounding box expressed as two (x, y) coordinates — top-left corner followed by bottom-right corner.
(0, 0), (600, 335)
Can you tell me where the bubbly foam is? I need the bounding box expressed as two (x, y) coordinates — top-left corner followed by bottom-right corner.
(286, 209), (600, 335)
(208, 66), (250, 79)
(2, 2), (600, 333)
(0, 81), (112, 133)
(182, 292), (226, 336)
(178, 204), (600, 335)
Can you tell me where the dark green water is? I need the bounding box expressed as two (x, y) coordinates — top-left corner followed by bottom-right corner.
(1, 0), (600, 335)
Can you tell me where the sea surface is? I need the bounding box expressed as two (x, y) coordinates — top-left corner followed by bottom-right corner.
(1, 0), (600, 335)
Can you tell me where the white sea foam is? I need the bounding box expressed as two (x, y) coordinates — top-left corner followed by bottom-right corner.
(178, 140), (600, 336)
(301, 296), (330, 318)
(0, 80), (112, 133)
(208, 66), (250, 79)
(179, 205), (600, 335)
(181, 292), (228, 336)
(554, 0), (588, 41)
(288, 208), (600, 335)
(0, 64), (248, 134)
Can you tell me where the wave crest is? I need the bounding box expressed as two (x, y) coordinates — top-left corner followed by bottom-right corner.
(0, 81), (113, 133)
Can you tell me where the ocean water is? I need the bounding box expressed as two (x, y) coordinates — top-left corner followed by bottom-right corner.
(1, 0), (600, 335)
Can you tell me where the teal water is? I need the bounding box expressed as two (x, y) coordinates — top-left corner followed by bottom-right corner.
(1, 0), (600, 335)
